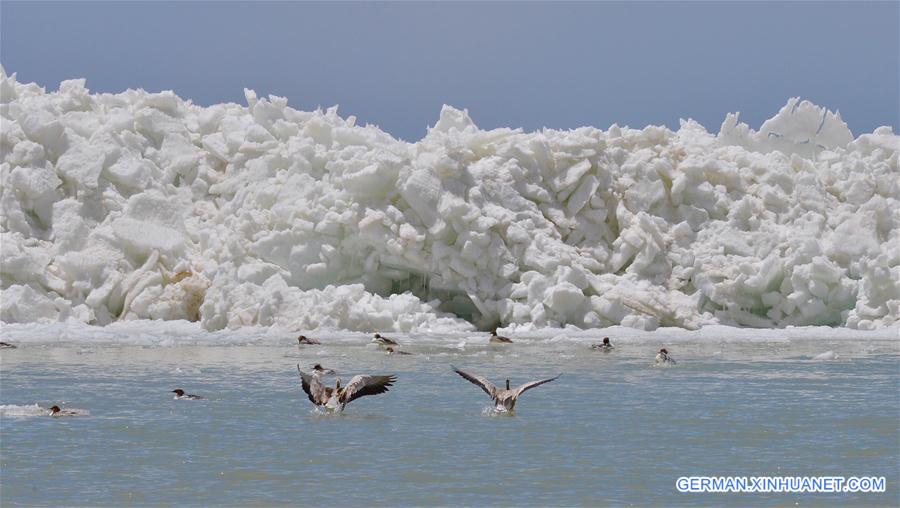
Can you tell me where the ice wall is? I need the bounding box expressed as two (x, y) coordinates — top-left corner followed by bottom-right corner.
(1, 68), (898, 332)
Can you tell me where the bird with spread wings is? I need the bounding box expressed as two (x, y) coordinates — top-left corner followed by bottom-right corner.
(451, 365), (561, 413)
(297, 365), (396, 412)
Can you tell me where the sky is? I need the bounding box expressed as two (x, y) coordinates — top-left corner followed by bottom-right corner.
(2, 1), (897, 141)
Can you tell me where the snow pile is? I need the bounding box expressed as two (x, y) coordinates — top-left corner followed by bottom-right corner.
(1, 68), (898, 332)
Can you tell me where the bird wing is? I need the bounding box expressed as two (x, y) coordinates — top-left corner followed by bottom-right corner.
(513, 374), (562, 397)
(451, 366), (497, 397)
(340, 375), (396, 404)
(298, 365), (328, 405)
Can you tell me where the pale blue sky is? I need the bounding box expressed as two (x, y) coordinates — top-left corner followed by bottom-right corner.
(2, 1), (897, 140)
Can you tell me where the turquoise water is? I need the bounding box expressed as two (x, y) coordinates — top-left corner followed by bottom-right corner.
(1, 338), (898, 506)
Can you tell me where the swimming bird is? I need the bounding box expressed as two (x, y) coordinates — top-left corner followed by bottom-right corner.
(591, 337), (613, 351)
(655, 348), (676, 365)
(372, 333), (398, 346)
(385, 347), (412, 355)
(297, 365), (396, 412)
(171, 389), (203, 400)
(451, 366), (561, 413)
(312, 363), (336, 375)
(0, 342), (16, 349)
(297, 335), (321, 345)
(489, 330), (513, 344)
(48, 405), (79, 416)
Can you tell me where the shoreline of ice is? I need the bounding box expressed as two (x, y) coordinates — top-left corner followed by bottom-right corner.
(1, 67), (898, 333)
(0, 320), (896, 347)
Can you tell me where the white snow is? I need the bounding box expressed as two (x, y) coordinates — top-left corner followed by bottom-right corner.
(1, 67), (898, 333)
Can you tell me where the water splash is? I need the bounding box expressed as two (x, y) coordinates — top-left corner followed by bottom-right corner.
(0, 404), (47, 418)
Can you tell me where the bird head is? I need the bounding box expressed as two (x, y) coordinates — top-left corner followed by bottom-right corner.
(172, 389), (184, 396)
(659, 348), (668, 354)
(603, 337), (610, 345)
(49, 405), (61, 414)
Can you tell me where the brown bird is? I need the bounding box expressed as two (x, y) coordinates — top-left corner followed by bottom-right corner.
(385, 347), (413, 355)
(591, 337), (613, 351)
(297, 365), (396, 412)
(297, 335), (322, 345)
(0, 342), (17, 349)
(48, 405), (79, 416)
(451, 366), (561, 413)
(312, 363), (336, 375)
(171, 389), (203, 400)
(655, 348), (676, 365)
(372, 333), (398, 346)
(489, 331), (513, 344)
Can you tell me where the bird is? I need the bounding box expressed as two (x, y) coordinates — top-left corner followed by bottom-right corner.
(385, 347), (412, 355)
(0, 342), (17, 349)
(372, 333), (398, 346)
(48, 405), (79, 416)
(171, 389), (203, 400)
(297, 335), (321, 345)
(489, 330), (513, 343)
(451, 365), (561, 413)
(591, 337), (613, 351)
(655, 348), (677, 365)
(297, 365), (396, 412)
(312, 363), (336, 375)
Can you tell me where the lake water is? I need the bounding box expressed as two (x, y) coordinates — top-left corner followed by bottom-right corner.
(1, 334), (898, 506)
